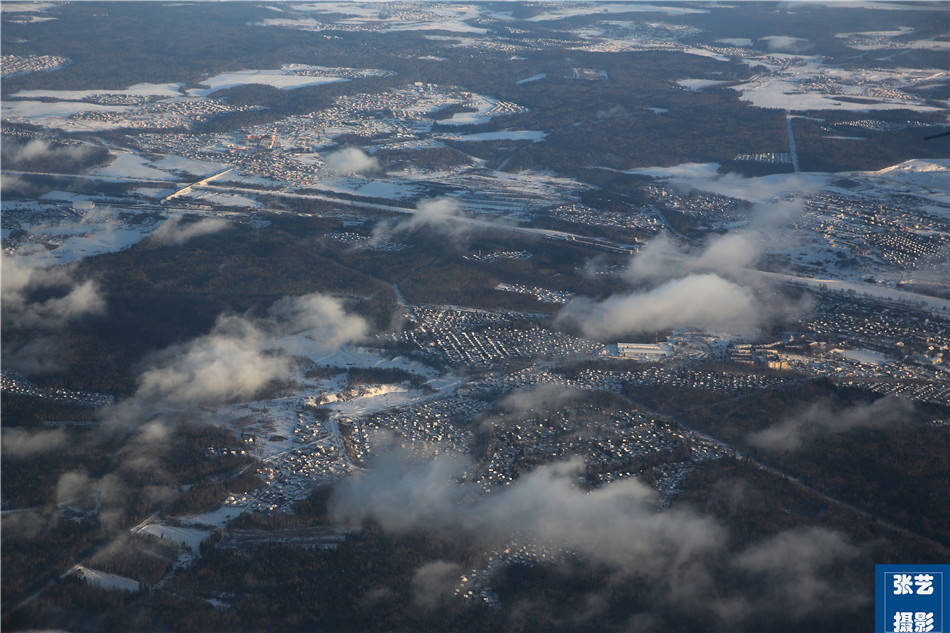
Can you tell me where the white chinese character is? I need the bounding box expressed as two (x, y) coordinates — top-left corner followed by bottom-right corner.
(894, 611), (913, 632)
(894, 574), (914, 595)
(914, 574), (934, 595)
(914, 611), (934, 633)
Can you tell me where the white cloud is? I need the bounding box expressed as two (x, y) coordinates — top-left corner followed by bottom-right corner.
(733, 527), (865, 616)
(625, 163), (824, 203)
(560, 190), (812, 340)
(748, 396), (913, 451)
(150, 215), (230, 246)
(1, 428), (68, 458)
(372, 197), (474, 244)
(759, 35), (810, 53)
(323, 147), (379, 174)
(136, 315), (290, 406)
(1, 138), (98, 168)
(558, 273), (762, 338)
(131, 292), (368, 407)
(411, 560), (464, 610)
(331, 449), (722, 581)
(1, 254), (106, 329)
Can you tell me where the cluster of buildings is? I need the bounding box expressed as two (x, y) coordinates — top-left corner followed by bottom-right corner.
(548, 202), (660, 234)
(454, 542), (564, 607)
(733, 151), (792, 164)
(571, 67), (609, 80)
(226, 434), (355, 514)
(69, 97), (258, 131)
(476, 405), (685, 490)
(645, 184), (743, 220)
(856, 379), (950, 407)
(831, 119), (931, 132)
(0, 371), (114, 408)
(1, 54), (70, 77)
(346, 395), (485, 463)
(324, 231), (408, 252)
(463, 249), (532, 263)
(495, 282), (574, 304)
(127, 81), (529, 188)
(412, 322), (603, 366)
(801, 191), (950, 272)
(800, 301), (948, 366)
(480, 365), (792, 395)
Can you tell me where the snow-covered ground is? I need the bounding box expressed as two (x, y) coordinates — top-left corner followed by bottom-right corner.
(525, 3), (707, 21)
(312, 176), (424, 201)
(732, 59), (945, 113)
(5, 201), (161, 264)
(179, 506), (245, 530)
(1, 2), (58, 12)
(261, 3), (488, 34)
(307, 345), (437, 375)
(516, 73), (546, 85)
(132, 521), (212, 552)
(1, 100), (131, 130)
(617, 162), (830, 202)
(439, 130), (546, 143)
(834, 348), (891, 365)
(152, 154), (229, 177)
(435, 95), (513, 126)
(863, 159), (950, 201)
(96, 152), (178, 180)
(187, 68), (347, 97)
(183, 191), (262, 208)
(717, 38), (753, 47)
(72, 565), (140, 592)
(13, 83), (183, 99)
(756, 270), (950, 315)
(676, 79), (729, 92)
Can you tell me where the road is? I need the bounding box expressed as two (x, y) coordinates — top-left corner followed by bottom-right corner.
(786, 111), (800, 174)
(14, 168), (950, 311)
(5, 168), (178, 187)
(621, 393), (949, 556)
(754, 269), (950, 314)
(196, 182), (637, 253)
(9, 168), (637, 255)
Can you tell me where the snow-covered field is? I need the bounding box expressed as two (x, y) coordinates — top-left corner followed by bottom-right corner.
(440, 130), (546, 143)
(72, 565), (140, 592)
(525, 3), (707, 21)
(307, 346), (437, 376)
(1, 100), (131, 130)
(1, 2), (58, 12)
(262, 3), (488, 34)
(313, 176), (424, 201)
(188, 68), (347, 97)
(5, 200), (160, 264)
(676, 79), (729, 92)
(758, 270), (950, 315)
(516, 73), (546, 85)
(180, 507), (245, 530)
(13, 83), (183, 99)
(183, 191), (263, 208)
(152, 154), (229, 176)
(834, 348), (891, 365)
(732, 60), (945, 113)
(435, 95), (514, 126)
(96, 152), (178, 181)
(864, 159), (950, 196)
(132, 521), (212, 552)
(618, 162), (830, 202)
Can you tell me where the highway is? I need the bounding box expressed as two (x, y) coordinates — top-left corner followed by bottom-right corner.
(11, 168), (949, 313)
